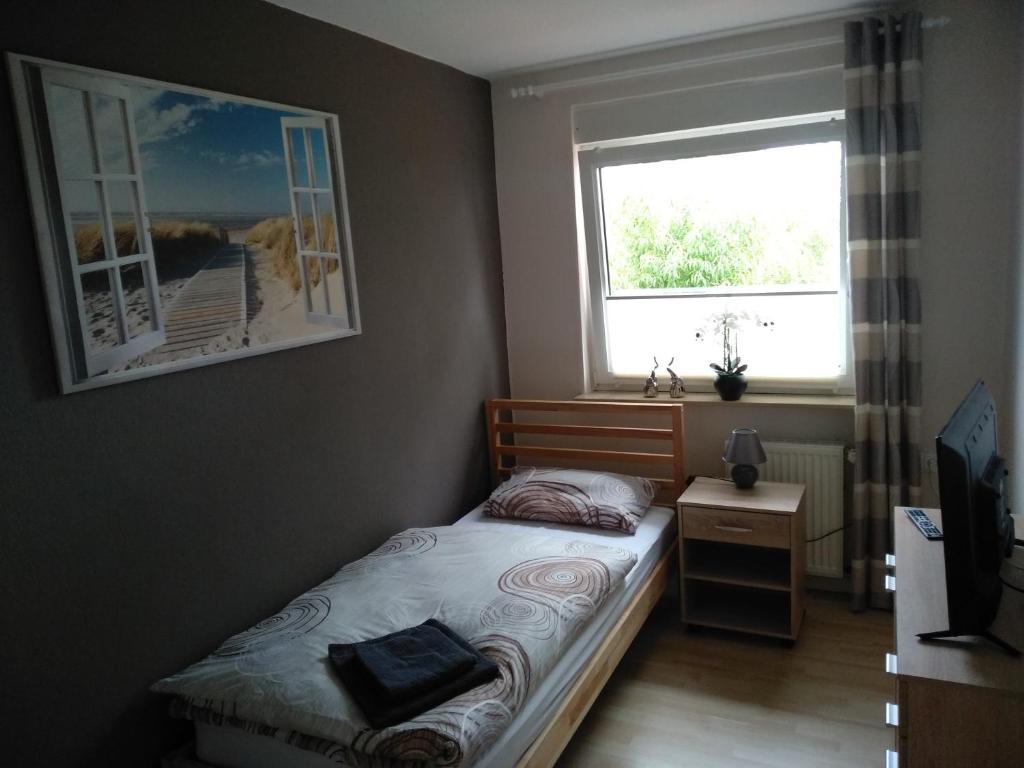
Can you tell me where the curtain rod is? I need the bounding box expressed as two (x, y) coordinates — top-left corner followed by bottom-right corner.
(508, 15), (951, 100)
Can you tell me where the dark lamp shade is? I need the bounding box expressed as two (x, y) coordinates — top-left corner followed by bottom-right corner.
(723, 428), (767, 465)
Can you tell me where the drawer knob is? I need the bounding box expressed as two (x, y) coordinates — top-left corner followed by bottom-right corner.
(713, 524), (754, 533)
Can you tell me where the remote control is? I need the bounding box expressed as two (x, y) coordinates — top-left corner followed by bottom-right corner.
(906, 507), (943, 540)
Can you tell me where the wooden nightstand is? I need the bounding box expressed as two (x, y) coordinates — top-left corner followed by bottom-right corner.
(677, 477), (806, 640)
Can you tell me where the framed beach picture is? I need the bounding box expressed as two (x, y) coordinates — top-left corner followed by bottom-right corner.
(6, 53), (361, 393)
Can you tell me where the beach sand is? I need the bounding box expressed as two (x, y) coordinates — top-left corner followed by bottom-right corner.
(93, 225), (332, 373)
(241, 247), (329, 345)
(82, 263), (197, 356)
(180, 244), (329, 359)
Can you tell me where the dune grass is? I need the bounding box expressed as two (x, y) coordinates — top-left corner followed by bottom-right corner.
(73, 220), (226, 266)
(246, 215), (337, 293)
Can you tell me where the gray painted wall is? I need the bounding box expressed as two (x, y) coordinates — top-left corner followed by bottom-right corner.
(1013, 4), (1024, 513)
(913, 0), (1023, 500)
(0, 1), (508, 765)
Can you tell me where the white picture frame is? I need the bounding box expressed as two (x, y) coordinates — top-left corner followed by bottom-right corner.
(6, 52), (361, 393)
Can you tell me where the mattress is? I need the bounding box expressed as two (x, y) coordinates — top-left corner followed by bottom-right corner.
(195, 504), (677, 768)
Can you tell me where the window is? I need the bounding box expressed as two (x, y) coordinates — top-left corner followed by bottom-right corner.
(578, 115), (849, 393)
(282, 117), (353, 327)
(44, 69), (167, 377)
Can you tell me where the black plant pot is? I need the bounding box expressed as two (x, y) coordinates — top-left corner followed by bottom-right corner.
(714, 373), (748, 401)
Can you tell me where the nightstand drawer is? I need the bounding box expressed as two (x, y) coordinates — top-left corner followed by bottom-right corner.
(682, 506), (790, 548)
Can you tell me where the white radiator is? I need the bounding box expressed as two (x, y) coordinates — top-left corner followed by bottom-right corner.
(725, 439), (846, 578)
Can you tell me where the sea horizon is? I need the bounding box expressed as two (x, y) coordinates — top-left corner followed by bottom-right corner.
(71, 210), (291, 230)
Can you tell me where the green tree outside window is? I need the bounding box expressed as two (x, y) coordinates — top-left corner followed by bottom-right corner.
(608, 198), (831, 291)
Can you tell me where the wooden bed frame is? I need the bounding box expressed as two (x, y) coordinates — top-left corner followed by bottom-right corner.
(167, 399), (685, 768)
(485, 398), (685, 507)
(485, 399), (684, 768)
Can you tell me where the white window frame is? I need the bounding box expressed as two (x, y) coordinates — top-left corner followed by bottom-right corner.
(577, 113), (851, 395)
(282, 116), (355, 329)
(41, 68), (167, 376)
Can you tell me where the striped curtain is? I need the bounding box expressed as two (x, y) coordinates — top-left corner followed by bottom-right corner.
(845, 13), (923, 611)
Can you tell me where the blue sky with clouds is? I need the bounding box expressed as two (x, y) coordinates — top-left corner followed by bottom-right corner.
(132, 87), (297, 215)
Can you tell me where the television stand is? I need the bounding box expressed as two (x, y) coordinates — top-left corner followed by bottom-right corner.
(917, 627), (1021, 657)
(887, 506), (1024, 767)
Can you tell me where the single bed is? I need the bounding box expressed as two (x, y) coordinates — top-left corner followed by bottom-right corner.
(163, 399), (685, 768)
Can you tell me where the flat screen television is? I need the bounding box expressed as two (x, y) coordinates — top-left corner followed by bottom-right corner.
(926, 380), (1018, 655)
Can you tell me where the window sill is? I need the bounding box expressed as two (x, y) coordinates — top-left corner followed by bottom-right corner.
(575, 390), (855, 409)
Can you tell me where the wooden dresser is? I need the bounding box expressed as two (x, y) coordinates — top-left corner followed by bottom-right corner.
(887, 507), (1024, 767)
(677, 478), (805, 640)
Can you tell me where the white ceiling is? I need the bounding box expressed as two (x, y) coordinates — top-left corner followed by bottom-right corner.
(266, 0), (871, 78)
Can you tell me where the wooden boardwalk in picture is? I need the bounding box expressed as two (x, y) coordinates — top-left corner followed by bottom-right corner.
(156, 244), (246, 354)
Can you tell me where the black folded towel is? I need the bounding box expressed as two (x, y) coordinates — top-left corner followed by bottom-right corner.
(354, 623), (475, 700)
(328, 619), (500, 729)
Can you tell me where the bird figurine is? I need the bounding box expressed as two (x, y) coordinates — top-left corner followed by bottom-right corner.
(667, 359), (685, 398)
(642, 357), (659, 398)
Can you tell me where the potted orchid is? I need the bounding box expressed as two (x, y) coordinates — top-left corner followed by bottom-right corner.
(695, 309), (756, 401)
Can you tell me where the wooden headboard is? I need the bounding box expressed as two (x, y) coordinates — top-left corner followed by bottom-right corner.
(485, 399), (685, 506)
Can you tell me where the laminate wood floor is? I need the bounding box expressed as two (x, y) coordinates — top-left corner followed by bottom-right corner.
(556, 592), (893, 768)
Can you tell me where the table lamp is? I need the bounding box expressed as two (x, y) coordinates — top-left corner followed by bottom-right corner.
(723, 428), (767, 489)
